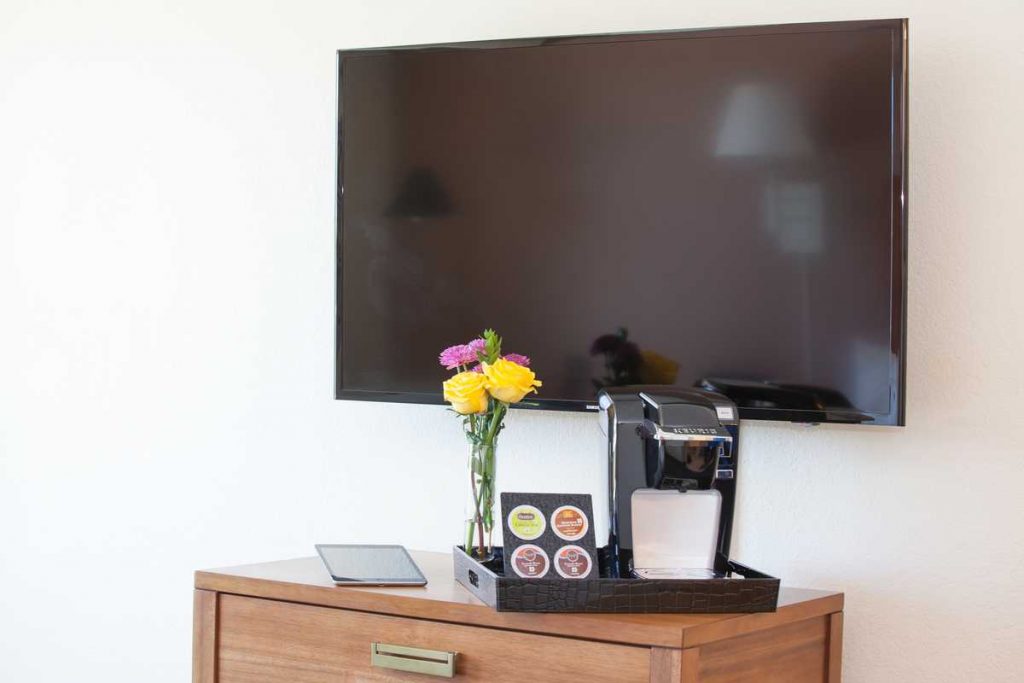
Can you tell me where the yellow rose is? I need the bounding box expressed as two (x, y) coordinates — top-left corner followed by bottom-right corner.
(443, 371), (489, 414)
(482, 358), (542, 404)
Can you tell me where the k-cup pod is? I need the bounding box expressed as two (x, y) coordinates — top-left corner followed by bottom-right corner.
(510, 544), (550, 578)
(554, 545), (593, 579)
(507, 504), (546, 541)
(551, 504), (589, 542)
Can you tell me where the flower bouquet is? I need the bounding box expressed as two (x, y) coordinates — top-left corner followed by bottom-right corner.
(440, 329), (541, 561)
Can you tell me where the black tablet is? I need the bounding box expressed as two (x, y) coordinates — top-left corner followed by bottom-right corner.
(315, 544), (428, 586)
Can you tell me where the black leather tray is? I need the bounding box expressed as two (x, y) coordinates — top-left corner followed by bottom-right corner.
(453, 546), (779, 613)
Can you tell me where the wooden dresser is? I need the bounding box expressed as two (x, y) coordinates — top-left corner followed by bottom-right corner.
(194, 551), (843, 682)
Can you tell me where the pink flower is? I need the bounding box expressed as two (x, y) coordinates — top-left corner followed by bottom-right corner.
(439, 338), (488, 370)
(503, 353), (531, 367)
(470, 363), (483, 373)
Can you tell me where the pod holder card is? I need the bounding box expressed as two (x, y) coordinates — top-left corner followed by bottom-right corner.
(499, 492), (599, 581)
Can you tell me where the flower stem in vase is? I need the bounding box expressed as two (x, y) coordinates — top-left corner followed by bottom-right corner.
(466, 442), (494, 561)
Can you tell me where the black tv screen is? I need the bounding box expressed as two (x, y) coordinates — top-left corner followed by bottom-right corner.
(336, 19), (908, 425)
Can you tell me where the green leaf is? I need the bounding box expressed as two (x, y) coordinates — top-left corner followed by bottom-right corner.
(481, 328), (502, 365)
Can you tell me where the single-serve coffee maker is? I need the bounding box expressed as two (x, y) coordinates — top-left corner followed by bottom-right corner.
(597, 387), (739, 578)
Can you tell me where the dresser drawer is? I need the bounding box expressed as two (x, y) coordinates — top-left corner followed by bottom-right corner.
(217, 594), (653, 682)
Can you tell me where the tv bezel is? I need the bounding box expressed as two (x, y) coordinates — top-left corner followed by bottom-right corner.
(335, 18), (909, 426)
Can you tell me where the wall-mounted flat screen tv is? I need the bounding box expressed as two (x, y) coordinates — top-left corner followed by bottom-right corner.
(336, 18), (908, 425)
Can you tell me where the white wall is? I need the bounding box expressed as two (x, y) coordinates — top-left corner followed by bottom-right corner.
(1, 1), (1021, 681)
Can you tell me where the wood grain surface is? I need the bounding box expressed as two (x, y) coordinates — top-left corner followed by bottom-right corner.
(192, 590), (217, 683)
(217, 593), (651, 682)
(694, 615), (829, 683)
(827, 611), (844, 683)
(649, 647), (683, 682)
(196, 551), (842, 649)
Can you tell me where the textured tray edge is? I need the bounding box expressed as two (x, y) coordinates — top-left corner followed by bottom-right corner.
(452, 546), (779, 614)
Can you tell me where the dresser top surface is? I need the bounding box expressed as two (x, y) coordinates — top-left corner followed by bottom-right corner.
(196, 550), (842, 648)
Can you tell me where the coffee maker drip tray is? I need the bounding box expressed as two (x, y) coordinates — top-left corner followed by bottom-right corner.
(630, 489), (722, 572)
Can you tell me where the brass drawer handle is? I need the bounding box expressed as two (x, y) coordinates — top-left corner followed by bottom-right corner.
(370, 642), (457, 678)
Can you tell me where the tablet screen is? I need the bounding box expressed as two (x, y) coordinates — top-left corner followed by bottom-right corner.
(315, 544), (427, 585)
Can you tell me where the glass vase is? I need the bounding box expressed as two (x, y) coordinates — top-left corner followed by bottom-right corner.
(464, 440), (497, 563)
